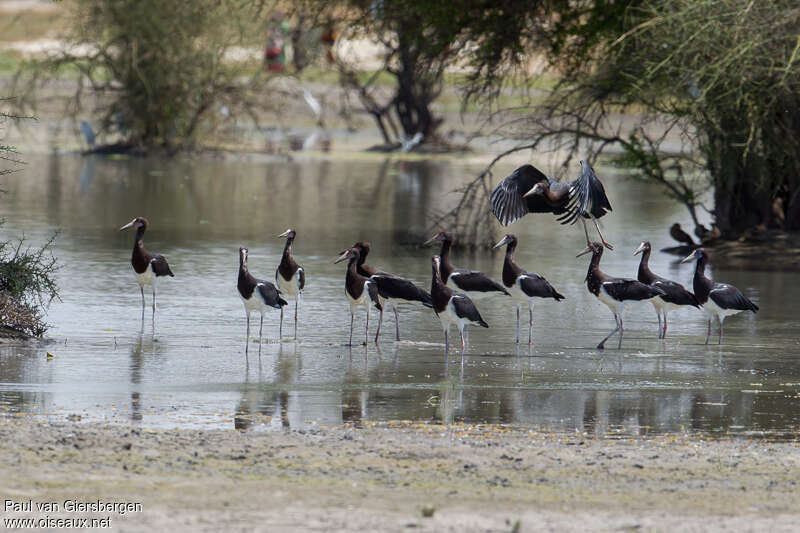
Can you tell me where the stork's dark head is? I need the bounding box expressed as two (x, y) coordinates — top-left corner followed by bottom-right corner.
(333, 247), (359, 264)
(423, 231), (452, 246)
(352, 241), (371, 255)
(239, 247), (249, 266)
(493, 234), (518, 250)
(633, 241), (652, 256)
(118, 217), (148, 232)
(671, 223), (682, 231)
(576, 241), (603, 258)
(523, 181), (548, 198)
(680, 247), (707, 264)
(278, 228), (296, 240)
(431, 254), (442, 274)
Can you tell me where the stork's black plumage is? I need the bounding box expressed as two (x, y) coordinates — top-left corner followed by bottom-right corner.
(424, 232), (509, 299)
(238, 247), (287, 353)
(670, 223), (696, 247)
(490, 161), (614, 249)
(347, 241), (432, 343)
(494, 234), (564, 344)
(119, 216), (174, 320)
(276, 229), (305, 340)
(681, 248), (758, 344)
(430, 255), (488, 352)
(578, 242), (665, 349)
(634, 241), (699, 339)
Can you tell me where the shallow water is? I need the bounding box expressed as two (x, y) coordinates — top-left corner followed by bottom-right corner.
(0, 153), (796, 438)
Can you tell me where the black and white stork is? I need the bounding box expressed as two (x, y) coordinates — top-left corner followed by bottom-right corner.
(276, 228), (305, 340)
(118, 217), (174, 320)
(348, 241), (432, 343)
(578, 242), (665, 349)
(333, 247), (382, 346)
(430, 255), (488, 352)
(238, 247), (287, 352)
(490, 161), (614, 249)
(633, 241), (700, 339)
(423, 232), (510, 300)
(493, 234), (565, 344)
(680, 248), (758, 344)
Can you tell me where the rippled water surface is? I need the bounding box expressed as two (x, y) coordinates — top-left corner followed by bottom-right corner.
(0, 153), (797, 437)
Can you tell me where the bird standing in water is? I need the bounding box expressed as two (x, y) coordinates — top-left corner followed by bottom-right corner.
(490, 160), (614, 249)
(578, 242), (665, 349)
(119, 217), (174, 321)
(493, 234), (565, 344)
(681, 248), (758, 344)
(334, 247), (382, 346)
(633, 241), (699, 339)
(430, 255), (488, 352)
(276, 229), (305, 340)
(238, 247), (287, 353)
(347, 241), (432, 343)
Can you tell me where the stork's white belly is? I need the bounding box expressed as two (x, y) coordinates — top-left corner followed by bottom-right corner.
(702, 299), (743, 320)
(135, 267), (154, 287)
(241, 285), (269, 313)
(277, 273), (300, 297)
(597, 286), (622, 313)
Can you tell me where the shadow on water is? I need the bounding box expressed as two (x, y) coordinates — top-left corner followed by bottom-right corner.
(0, 153), (797, 438)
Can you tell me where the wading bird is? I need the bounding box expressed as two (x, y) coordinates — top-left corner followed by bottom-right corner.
(494, 234), (565, 344)
(490, 161), (614, 249)
(680, 248), (758, 344)
(633, 241), (699, 339)
(276, 229), (305, 340)
(430, 255), (488, 352)
(348, 241), (432, 343)
(119, 217), (174, 320)
(424, 232), (509, 299)
(238, 247), (287, 353)
(578, 242), (665, 349)
(334, 247), (382, 346)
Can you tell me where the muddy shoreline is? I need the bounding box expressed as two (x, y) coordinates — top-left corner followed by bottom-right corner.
(1, 419), (798, 531)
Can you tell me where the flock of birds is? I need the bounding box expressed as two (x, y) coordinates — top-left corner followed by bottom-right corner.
(118, 160), (759, 354)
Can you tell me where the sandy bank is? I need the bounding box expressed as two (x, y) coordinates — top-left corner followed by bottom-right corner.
(1, 420), (798, 531)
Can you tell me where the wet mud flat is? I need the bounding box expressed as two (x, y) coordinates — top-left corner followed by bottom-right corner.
(1, 420), (798, 532)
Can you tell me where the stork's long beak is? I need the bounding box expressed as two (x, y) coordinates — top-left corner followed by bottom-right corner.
(333, 250), (351, 264)
(423, 234), (440, 246)
(522, 187), (536, 198)
(493, 235), (510, 249)
(680, 250), (697, 264)
(633, 242), (647, 256)
(118, 219), (136, 232)
(278, 229), (292, 238)
(576, 245), (594, 258)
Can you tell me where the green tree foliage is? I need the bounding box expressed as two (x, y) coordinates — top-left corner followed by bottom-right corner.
(460, 0), (800, 239)
(16, 0), (271, 152)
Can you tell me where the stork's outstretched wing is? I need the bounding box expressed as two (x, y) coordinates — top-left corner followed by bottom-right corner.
(557, 160), (612, 225)
(489, 164), (550, 226)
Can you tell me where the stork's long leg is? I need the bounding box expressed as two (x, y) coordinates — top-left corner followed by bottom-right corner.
(705, 318), (712, 345)
(592, 215), (614, 250)
(374, 307), (383, 344)
(459, 326), (466, 351)
(152, 286), (157, 318)
(294, 297), (299, 340)
(245, 312), (250, 354)
(581, 218), (592, 247)
(528, 302), (534, 345)
(617, 315), (624, 349)
(393, 305), (400, 341)
(515, 305), (520, 344)
(657, 310), (663, 339)
(718, 316), (724, 345)
(444, 328), (449, 353)
(663, 311), (669, 339)
(140, 286), (145, 319)
(279, 307), (284, 339)
(259, 314), (263, 345)
(598, 313), (621, 350)
(364, 308), (370, 346)
(349, 312), (354, 346)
